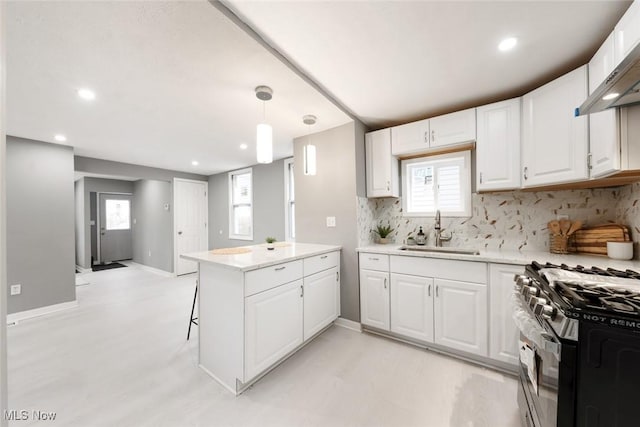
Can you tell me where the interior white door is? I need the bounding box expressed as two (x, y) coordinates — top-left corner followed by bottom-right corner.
(98, 193), (133, 263)
(174, 179), (208, 275)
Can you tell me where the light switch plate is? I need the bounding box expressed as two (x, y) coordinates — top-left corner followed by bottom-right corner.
(326, 216), (336, 227)
(10, 284), (21, 296)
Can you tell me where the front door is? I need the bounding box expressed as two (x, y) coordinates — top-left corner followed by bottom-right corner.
(174, 179), (208, 275)
(99, 193), (133, 263)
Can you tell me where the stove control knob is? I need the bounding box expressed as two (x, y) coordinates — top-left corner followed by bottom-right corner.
(514, 275), (531, 289)
(541, 305), (556, 320)
(532, 298), (548, 314)
(526, 286), (539, 296)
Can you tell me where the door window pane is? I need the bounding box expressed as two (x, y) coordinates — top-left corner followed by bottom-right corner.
(105, 199), (130, 230)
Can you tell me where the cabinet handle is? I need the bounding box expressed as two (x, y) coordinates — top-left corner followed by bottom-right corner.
(300, 285), (304, 298)
(523, 166), (528, 181)
(386, 181), (390, 191)
(320, 255), (328, 259)
(336, 271), (340, 282)
(369, 257), (379, 261)
(431, 129), (435, 143)
(428, 284), (431, 296)
(479, 172), (483, 184)
(587, 153), (593, 170)
(275, 266), (286, 271)
(424, 131), (428, 144)
(436, 285), (439, 297)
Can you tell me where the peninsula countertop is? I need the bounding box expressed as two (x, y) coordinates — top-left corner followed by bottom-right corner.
(181, 242), (342, 272)
(357, 244), (640, 270)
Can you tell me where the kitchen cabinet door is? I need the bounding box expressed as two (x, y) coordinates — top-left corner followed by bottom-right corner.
(360, 269), (390, 331)
(303, 267), (340, 341)
(614, 0), (640, 67)
(522, 65), (589, 187)
(589, 32), (615, 95)
(391, 119), (430, 156)
(476, 98), (521, 191)
(365, 129), (399, 197)
(245, 280), (303, 381)
(429, 108), (476, 148)
(390, 273), (434, 343)
(489, 264), (523, 367)
(434, 278), (488, 357)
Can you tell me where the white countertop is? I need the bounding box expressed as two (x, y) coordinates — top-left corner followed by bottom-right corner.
(181, 242), (342, 272)
(357, 244), (640, 270)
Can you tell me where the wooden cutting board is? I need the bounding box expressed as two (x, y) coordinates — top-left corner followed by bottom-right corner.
(574, 224), (630, 255)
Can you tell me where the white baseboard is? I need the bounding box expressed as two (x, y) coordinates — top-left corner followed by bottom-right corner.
(128, 262), (174, 278)
(75, 265), (91, 274)
(7, 300), (78, 325)
(334, 317), (362, 332)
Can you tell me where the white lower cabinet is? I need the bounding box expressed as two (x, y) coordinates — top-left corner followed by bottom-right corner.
(245, 280), (304, 380)
(489, 263), (523, 367)
(303, 266), (340, 341)
(433, 278), (488, 357)
(360, 269), (390, 331)
(390, 273), (434, 342)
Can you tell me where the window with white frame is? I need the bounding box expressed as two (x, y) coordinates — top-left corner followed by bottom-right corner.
(229, 168), (253, 240)
(284, 158), (295, 241)
(401, 151), (472, 217)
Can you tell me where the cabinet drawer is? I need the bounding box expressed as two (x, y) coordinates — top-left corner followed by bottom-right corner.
(359, 253), (389, 271)
(390, 256), (486, 284)
(245, 260), (303, 296)
(304, 251), (339, 277)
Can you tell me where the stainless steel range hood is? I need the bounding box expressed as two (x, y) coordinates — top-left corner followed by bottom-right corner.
(578, 42), (640, 116)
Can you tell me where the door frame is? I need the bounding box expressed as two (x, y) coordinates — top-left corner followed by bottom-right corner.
(173, 178), (209, 276)
(96, 191), (133, 264)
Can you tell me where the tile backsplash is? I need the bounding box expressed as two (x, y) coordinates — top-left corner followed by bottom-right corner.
(358, 186), (630, 251)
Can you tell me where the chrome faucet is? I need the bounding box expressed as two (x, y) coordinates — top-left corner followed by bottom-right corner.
(434, 210), (452, 247)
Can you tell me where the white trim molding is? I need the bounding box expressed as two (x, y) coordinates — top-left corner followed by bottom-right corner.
(7, 300), (78, 325)
(128, 262), (175, 278)
(334, 317), (362, 332)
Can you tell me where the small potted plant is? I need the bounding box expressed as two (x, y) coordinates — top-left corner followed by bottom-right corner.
(373, 224), (394, 244)
(265, 237), (276, 250)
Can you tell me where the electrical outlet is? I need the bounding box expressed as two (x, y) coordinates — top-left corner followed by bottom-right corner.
(326, 216), (336, 227)
(10, 284), (21, 296)
(557, 214), (569, 220)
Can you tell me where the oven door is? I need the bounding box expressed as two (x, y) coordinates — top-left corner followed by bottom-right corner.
(514, 298), (561, 427)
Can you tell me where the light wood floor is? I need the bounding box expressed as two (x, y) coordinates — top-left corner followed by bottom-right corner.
(7, 264), (520, 427)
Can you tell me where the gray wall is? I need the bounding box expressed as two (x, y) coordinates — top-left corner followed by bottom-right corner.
(132, 180), (173, 272)
(6, 137), (76, 314)
(75, 177), (134, 269)
(294, 121), (365, 322)
(209, 158), (287, 248)
(75, 156), (206, 182)
(1, 0), (8, 416)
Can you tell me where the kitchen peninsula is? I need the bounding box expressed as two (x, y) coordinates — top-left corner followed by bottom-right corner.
(181, 243), (341, 394)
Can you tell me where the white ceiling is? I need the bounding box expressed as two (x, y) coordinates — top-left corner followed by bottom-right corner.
(225, 0), (632, 128)
(6, 1), (351, 175)
(7, 1), (632, 175)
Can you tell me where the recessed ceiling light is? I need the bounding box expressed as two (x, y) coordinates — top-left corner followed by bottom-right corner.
(498, 37), (518, 52)
(602, 92), (620, 101)
(77, 88), (96, 100)
(54, 134), (67, 142)
(240, 143), (248, 150)
(191, 160), (199, 166)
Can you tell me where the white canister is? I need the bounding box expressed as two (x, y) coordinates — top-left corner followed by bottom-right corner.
(606, 241), (633, 260)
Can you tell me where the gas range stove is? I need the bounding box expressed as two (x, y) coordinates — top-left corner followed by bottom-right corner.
(515, 261), (640, 339)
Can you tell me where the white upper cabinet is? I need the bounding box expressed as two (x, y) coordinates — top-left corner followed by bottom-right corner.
(476, 98), (521, 191)
(391, 109), (476, 156)
(365, 129), (399, 198)
(522, 65), (589, 187)
(614, 0), (640, 66)
(589, 33), (621, 179)
(429, 108), (476, 148)
(391, 119), (430, 156)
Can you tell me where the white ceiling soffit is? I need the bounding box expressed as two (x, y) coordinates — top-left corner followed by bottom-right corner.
(6, 1), (351, 175)
(224, 0), (631, 128)
(74, 172), (140, 183)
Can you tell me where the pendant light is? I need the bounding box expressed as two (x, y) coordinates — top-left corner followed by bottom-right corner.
(255, 86), (273, 164)
(303, 114), (317, 176)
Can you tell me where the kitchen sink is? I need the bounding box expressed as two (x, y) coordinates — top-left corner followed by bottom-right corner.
(399, 246), (480, 256)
